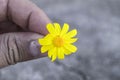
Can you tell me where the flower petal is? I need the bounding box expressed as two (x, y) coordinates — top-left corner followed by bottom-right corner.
(64, 44), (77, 53)
(44, 34), (53, 39)
(47, 23), (55, 34)
(41, 45), (53, 53)
(48, 47), (56, 58)
(64, 29), (77, 38)
(54, 23), (61, 35)
(64, 48), (72, 55)
(60, 23), (69, 36)
(38, 38), (52, 45)
(65, 38), (78, 43)
(51, 53), (57, 62)
(57, 48), (65, 60)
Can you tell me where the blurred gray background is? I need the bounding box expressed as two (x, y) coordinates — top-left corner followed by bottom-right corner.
(0, 0), (120, 80)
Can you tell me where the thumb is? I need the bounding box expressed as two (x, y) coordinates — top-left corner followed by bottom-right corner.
(0, 32), (46, 68)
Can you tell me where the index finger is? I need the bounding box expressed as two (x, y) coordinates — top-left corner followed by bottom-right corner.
(0, 0), (51, 35)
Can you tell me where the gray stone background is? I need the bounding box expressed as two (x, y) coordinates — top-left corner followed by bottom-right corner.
(0, 0), (120, 80)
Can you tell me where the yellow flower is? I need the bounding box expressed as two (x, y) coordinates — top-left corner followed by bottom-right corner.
(38, 23), (78, 62)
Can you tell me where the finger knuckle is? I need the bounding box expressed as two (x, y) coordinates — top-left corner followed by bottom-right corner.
(0, 34), (21, 66)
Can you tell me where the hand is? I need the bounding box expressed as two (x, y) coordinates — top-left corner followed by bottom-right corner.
(0, 0), (51, 68)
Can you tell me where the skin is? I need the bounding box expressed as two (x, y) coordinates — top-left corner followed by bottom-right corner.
(0, 0), (51, 68)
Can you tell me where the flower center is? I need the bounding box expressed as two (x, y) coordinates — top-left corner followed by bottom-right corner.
(53, 36), (64, 47)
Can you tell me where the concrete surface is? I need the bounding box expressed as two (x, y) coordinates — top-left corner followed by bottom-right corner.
(0, 0), (120, 80)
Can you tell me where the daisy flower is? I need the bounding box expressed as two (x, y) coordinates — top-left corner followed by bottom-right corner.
(38, 23), (78, 62)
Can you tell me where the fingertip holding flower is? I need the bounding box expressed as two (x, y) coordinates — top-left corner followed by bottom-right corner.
(38, 23), (78, 62)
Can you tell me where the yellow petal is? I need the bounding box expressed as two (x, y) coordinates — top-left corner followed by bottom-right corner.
(54, 23), (61, 34)
(41, 45), (53, 53)
(38, 38), (52, 45)
(51, 53), (57, 62)
(64, 44), (77, 53)
(60, 23), (69, 36)
(41, 46), (48, 53)
(47, 23), (55, 34)
(64, 48), (72, 55)
(43, 34), (53, 39)
(65, 38), (78, 43)
(48, 47), (56, 59)
(64, 29), (77, 38)
(57, 48), (65, 60)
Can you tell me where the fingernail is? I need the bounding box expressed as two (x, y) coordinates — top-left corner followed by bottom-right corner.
(29, 40), (47, 58)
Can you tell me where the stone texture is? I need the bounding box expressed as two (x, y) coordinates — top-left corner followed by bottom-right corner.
(0, 0), (120, 80)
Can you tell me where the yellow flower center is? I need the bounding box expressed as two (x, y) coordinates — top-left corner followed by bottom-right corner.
(53, 36), (64, 47)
